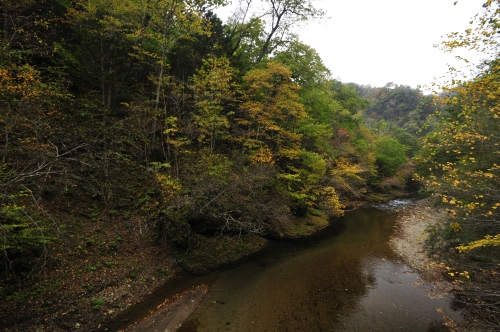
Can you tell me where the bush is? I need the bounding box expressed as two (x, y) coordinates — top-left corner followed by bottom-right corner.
(374, 136), (408, 176)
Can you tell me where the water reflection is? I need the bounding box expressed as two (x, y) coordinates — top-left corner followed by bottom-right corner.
(180, 205), (461, 332)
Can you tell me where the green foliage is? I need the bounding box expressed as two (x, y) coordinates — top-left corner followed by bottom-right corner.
(226, 0), (325, 66)
(161, 208), (192, 245)
(174, 234), (267, 274)
(156, 266), (169, 279)
(91, 297), (104, 310)
(329, 80), (369, 114)
(358, 83), (435, 135)
(0, 195), (51, 253)
(192, 56), (235, 150)
(390, 127), (418, 156)
(374, 137), (408, 176)
(4, 1), (500, 330)
(274, 40), (331, 86)
(0, 173), (53, 270)
(0, 0), (406, 304)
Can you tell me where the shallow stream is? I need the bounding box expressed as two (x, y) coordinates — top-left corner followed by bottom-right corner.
(178, 200), (462, 332)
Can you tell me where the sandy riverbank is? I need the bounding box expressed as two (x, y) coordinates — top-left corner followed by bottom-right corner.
(389, 199), (473, 331)
(390, 199), (448, 281)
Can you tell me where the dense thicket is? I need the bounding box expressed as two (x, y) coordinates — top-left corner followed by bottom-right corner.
(2, 0), (498, 330)
(414, 1), (500, 326)
(352, 83), (437, 157)
(0, 3), (416, 324)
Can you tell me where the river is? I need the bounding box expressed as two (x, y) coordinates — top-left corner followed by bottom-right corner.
(176, 199), (461, 332)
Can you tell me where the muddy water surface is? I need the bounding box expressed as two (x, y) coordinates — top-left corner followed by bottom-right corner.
(179, 201), (461, 332)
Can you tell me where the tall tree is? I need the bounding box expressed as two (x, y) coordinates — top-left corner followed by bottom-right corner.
(415, 2), (500, 325)
(192, 56), (235, 152)
(226, 0), (324, 66)
(237, 61), (307, 164)
(273, 39), (330, 86)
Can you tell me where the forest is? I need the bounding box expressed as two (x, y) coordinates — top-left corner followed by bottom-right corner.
(0, 0), (498, 330)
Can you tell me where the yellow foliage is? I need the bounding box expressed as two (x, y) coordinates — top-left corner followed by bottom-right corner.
(192, 57), (234, 150)
(238, 62), (307, 164)
(330, 157), (365, 181)
(250, 147), (275, 165)
(328, 157), (368, 198)
(319, 186), (344, 217)
(450, 222), (462, 233)
(416, 4), (500, 251)
(456, 234), (500, 252)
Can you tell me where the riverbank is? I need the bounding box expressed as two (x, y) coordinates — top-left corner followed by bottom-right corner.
(162, 200), (465, 332)
(393, 198), (500, 331)
(390, 199), (449, 282)
(99, 213), (332, 331)
(389, 199), (477, 331)
(0, 196), (416, 332)
(0, 212), (331, 332)
(124, 198), (458, 332)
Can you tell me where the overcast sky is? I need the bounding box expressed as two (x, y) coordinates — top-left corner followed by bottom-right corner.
(216, 0), (487, 89)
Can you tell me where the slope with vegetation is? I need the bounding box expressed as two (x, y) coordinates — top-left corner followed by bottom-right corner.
(354, 82), (437, 156)
(414, 1), (500, 328)
(0, 0), (415, 330)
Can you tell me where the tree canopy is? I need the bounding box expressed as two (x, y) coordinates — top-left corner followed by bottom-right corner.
(0, 1), (429, 329)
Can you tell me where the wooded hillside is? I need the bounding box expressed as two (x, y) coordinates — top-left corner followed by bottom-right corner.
(0, 1), (415, 330)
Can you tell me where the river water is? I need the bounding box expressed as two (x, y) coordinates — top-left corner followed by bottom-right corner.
(178, 200), (462, 332)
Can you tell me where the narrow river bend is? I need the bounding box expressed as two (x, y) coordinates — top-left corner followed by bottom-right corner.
(178, 200), (461, 332)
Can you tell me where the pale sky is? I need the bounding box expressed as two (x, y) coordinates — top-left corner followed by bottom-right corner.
(216, 0), (488, 89)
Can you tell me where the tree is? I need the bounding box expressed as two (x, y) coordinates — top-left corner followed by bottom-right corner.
(226, 0), (324, 65)
(62, 0), (143, 110)
(192, 56), (235, 151)
(374, 136), (408, 176)
(273, 39), (330, 86)
(361, 83), (434, 131)
(416, 0), (500, 245)
(414, 1), (500, 326)
(141, 0), (212, 148)
(329, 80), (369, 115)
(0, 2), (79, 272)
(237, 61), (307, 164)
